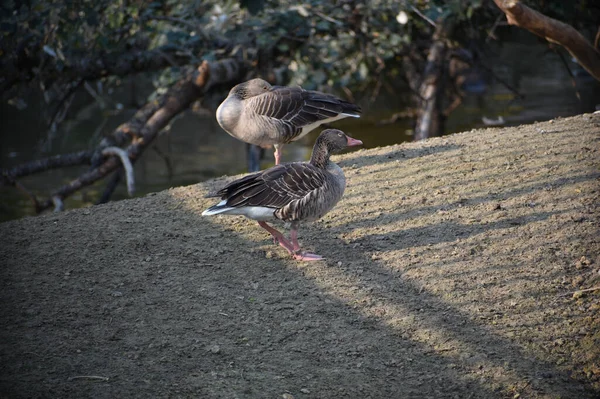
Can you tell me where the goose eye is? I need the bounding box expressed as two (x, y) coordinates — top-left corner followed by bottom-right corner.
(338, 133), (343, 137)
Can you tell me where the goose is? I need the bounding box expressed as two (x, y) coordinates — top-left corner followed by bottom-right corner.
(202, 129), (362, 261)
(216, 78), (361, 166)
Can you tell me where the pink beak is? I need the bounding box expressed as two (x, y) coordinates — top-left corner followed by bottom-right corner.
(346, 136), (363, 147)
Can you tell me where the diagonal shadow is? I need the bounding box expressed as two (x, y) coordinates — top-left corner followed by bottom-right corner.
(340, 172), (599, 232)
(338, 142), (464, 169)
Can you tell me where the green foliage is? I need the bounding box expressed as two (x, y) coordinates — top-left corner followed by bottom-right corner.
(1, 0), (597, 107)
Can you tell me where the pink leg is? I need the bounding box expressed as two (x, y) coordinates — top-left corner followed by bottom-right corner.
(258, 221), (295, 254)
(290, 228), (324, 261)
(273, 144), (282, 165)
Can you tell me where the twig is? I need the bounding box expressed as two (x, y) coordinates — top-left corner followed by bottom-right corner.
(89, 117), (109, 147)
(13, 181), (40, 211)
(84, 81), (106, 109)
(314, 11), (344, 26)
(486, 13), (504, 42)
(152, 146), (174, 179)
(377, 110), (417, 125)
(97, 171), (122, 205)
(410, 5), (436, 28)
(341, 86), (355, 103)
(155, 48), (180, 68)
(147, 15), (198, 31)
(552, 46), (582, 102)
(477, 61), (525, 99)
(370, 76), (382, 103)
(68, 375), (109, 382)
(102, 147), (135, 196)
(48, 79), (83, 131)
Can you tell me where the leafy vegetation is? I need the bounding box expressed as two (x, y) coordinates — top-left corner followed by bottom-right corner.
(2, 1), (597, 112)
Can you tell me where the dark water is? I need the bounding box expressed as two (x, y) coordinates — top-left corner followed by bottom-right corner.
(1, 36), (599, 222)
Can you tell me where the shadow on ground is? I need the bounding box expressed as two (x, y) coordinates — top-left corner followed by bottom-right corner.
(1, 114), (599, 398)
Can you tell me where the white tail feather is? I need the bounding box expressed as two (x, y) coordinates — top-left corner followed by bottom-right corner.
(202, 200), (230, 216)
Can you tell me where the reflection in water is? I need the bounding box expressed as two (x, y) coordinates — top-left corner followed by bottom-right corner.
(1, 37), (599, 222)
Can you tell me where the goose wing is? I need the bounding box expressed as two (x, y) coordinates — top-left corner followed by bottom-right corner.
(215, 163), (327, 212)
(247, 87), (361, 142)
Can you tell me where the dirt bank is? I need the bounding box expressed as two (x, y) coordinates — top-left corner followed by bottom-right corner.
(1, 113), (599, 398)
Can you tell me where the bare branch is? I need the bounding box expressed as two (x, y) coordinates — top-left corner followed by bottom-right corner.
(410, 5), (437, 28)
(97, 172), (122, 205)
(102, 147), (135, 196)
(32, 58), (246, 213)
(493, 0), (600, 81)
(52, 196), (64, 212)
(13, 181), (40, 211)
(1, 150), (93, 183)
(552, 46), (582, 102)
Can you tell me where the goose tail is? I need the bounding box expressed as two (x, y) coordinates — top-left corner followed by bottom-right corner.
(201, 200), (231, 216)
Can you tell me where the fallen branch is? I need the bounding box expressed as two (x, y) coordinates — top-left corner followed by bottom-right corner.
(96, 172), (122, 205)
(101, 147), (135, 196)
(31, 58), (245, 213)
(1, 150), (93, 183)
(493, 0), (600, 81)
(52, 196), (64, 212)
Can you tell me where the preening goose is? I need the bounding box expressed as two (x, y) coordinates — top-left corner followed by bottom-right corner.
(216, 78), (361, 166)
(202, 129), (362, 261)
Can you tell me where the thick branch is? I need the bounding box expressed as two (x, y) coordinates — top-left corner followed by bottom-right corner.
(493, 0), (600, 81)
(1, 150), (93, 183)
(34, 58), (245, 213)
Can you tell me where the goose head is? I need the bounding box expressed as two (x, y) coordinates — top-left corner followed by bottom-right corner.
(229, 78), (272, 100)
(319, 129), (363, 153)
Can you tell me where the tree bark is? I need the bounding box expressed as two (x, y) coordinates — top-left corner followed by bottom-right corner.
(414, 21), (452, 141)
(493, 0), (600, 82)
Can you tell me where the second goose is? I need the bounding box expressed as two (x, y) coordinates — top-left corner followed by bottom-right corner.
(216, 78), (361, 165)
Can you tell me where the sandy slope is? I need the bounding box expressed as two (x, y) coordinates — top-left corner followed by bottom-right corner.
(1, 113), (599, 398)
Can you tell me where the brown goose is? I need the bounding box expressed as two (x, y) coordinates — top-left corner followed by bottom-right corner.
(202, 129), (362, 261)
(216, 78), (361, 165)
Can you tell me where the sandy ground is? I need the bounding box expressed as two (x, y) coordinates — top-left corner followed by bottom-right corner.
(1, 113), (599, 399)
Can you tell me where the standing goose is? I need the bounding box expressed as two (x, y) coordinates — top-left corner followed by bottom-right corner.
(202, 129), (362, 261)
(216, 78), (361, 166)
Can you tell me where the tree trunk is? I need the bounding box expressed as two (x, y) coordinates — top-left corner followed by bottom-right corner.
(414, 22), (452, 141)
